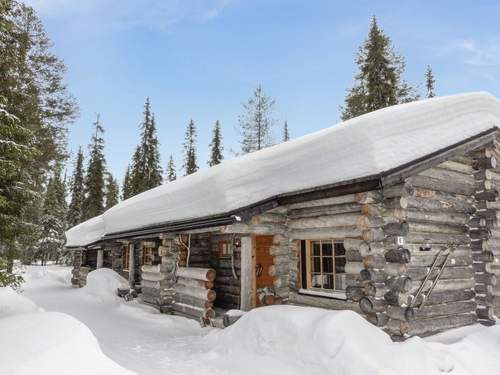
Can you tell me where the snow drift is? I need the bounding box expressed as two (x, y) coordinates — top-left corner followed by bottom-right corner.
(66, 92), (500, 247)
(81, 268), (129, 302)
(205, 305), (500, 375)
(0, 286), (135, 375)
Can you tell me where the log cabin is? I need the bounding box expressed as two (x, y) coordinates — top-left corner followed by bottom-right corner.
(65, 92), (500, 338)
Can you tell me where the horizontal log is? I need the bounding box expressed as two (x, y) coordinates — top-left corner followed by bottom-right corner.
(418, 167), (475, 186)
(363, 254), (386, 269)
(407, 313), (476, 336)
(343, 239), (370, 254)
(366, 312), (389, 327)
(410, 175), (474, 196)
(346, 249), (363, 262)
(415, 300), (477, 319)
(383, 183), (415, 199)
(406, 194), (475, 214)
(384, 290), (410, 306)
(437, 160), (474, 174)
(289, 227), (363, 240)
(362, 228), (385, 242)
(407, 266), (473, 281)
(474, 273), (497, 286)
(356, 215), (384, 230)
(344, 262), (364, 275)
(289, 292), (362, 313)
(386, 305), (415, 322)
(411, 289), (475, 307)
(359, 296), (387, 314)
(171, 302), (215, 320)
(288, 213), (362, 229)
(385, 248), (411, 263)
(288, 203), (362, 219)
(409, 278), (474, 295)
(354, 191), (382, 204)
(475, 189), (499, 202)
(214, 284), (241, 295)
(386, 276), (412, 293)
(472, 156), (497, 170)
(175, 284), (216, 301)
(177, 276), (214, 289)
(360, 269), (387, 283)
(346, 286), (365, 302)
(410, 254), (471, 267)
(383, 263), (408, 277)
(404, 232), (470, 246)
(285, 194), (358, 210)
(176, 267), (216, 282)
(383, 222), (409, 236)
(174, 293), (214, 309)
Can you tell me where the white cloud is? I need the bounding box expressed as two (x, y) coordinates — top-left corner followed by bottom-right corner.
(24, 0), (231, 30)
(453, 38), (500, 67)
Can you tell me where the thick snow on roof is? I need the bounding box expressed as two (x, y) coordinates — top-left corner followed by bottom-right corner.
(66, 92), (500, 245)
(103, 92), (500, 235)
(65, 215), (105, 248)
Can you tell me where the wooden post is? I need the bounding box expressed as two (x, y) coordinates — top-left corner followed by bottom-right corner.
(96, 249), (104, 269)
(128, 243), (135, 289)
(240, 236), (253, 311)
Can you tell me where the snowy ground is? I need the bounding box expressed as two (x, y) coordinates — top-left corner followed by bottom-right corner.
(1, 265), (500, 375)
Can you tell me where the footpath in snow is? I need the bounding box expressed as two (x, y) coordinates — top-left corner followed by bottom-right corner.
(1, 266), (500, 375)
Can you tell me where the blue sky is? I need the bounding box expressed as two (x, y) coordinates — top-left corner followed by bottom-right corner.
(26, 0), (500, 183)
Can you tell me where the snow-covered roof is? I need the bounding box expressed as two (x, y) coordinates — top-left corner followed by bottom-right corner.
(65, 215), (105, 248)
(66, 92), (500, 246)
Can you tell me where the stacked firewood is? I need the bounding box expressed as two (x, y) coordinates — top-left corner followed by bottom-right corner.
(172, 267), (217, 324)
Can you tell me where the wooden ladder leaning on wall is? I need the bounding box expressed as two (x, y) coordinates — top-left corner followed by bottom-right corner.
(409, 244), (457, 310)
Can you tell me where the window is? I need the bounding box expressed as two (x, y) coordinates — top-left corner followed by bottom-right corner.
(299, 240), (346, 294)
(142, 246), (160, 265)
(219, 241), (233, 258)
(122, 246), (129, 270)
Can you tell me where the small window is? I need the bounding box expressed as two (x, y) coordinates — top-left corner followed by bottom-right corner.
(300, 239), (346, 293)
(142, 246), (160, 265)
(219, 241), (233, 258)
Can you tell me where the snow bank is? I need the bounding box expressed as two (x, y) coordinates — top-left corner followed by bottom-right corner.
(0, 312), (135, 375)
(0, 286), (135, 375)
(205, 305), (500, 375)
(0, 287), (40, 318)
(81, 268), (129, 301)
(66, 92), (500, 246)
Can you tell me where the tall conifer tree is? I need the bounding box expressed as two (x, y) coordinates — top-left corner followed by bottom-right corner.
(129, 98), (163, 196)
(283, 121), (290, 142)
(425, 65), (436, 98)
(67, 147), (85, 227)
(341, 17), (417, 120)
(238, 85), (275, 154)
(182, 120), (198, 175)
(39, 166), (67, 265)
(105, 172), (119, 209)
(166, 155), (177, 182)
(208, 120), (223, 167)
(82, 115), (106, 220)
(122, 165), (132, 200)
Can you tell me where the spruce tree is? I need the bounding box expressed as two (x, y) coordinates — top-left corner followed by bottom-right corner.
(341, 17), (417, 120)
(105, 172), (119, 209)
(82, 115), (106, 220)
(39, 166), (67, 265)
(425, 65), (436, 98)
(129, 98), (163, 197)
(182, 120), (199, 175)
(283, 121), (290, 142)
(166, 155), (177, 182)
(238, 85), (276, 154)
(0, 96), (38, 273)
(208, 120), (223, 167)
(67, 147), (85, 227)
(122, 165), (133, 200)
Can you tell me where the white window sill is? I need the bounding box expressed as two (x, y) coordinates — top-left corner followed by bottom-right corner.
(299, 288), (347, 300)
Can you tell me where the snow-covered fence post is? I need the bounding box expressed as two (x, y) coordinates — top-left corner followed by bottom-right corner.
(96, 249), (104, 269)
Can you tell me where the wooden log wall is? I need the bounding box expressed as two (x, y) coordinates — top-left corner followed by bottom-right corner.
(286, 194), (365, 309)
(470, 146), (500, 320)
(71, 250), (83, 287)
(172, 266), (217, 324)
(209, 234), (241, 309)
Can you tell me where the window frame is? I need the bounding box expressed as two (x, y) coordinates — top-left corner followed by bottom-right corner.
(298, 239), (347, 300)
(218, 241), (233, 259)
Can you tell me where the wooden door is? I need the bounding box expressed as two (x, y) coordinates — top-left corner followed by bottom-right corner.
(254, 235), (274, 307)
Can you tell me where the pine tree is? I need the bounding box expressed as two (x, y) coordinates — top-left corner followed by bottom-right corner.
(67, 147), (85, 227)
(129, 98), (163, 197)
(39, 166), (67, 265)
(238, 85), (276, 154)
(166, 155), (177, 182)
(105, 172), (119, 209)
(341, 17), (417, 120)
(122, 165), (133, 200)
(208, 120), (223, 167)
(82, 115), (106, 220)
(283, 121), (290, 142)
(0, 96), (38, 273)
(182, 119), (199, 175)
(425, 65), (436, 98)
